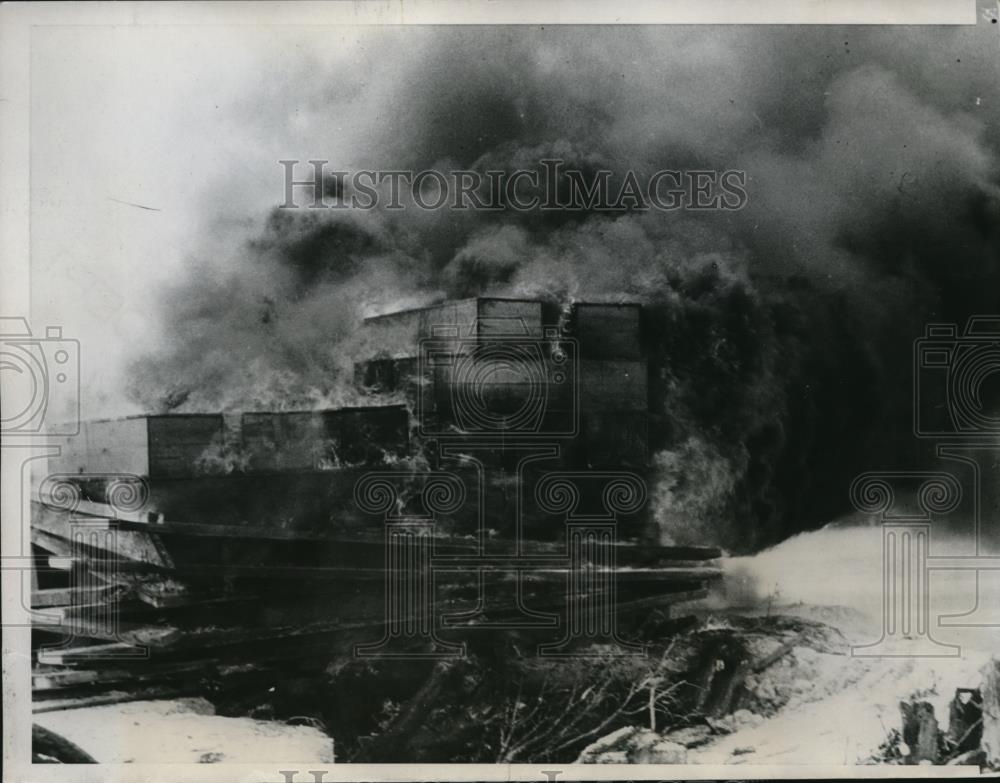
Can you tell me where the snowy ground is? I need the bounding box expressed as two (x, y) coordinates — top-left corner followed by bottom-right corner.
(34, 697), (336, 763)
(685, 604), (991, 765)
(33, 523), (999, 766)
(683, 524), (1000, 766)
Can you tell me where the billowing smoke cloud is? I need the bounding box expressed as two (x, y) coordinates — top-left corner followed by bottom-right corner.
(129, 18), (1000, 552)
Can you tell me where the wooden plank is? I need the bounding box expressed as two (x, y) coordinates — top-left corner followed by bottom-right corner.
(38, 620), (377, 668)
(52, 498), (150, 525)
(37, 642), (141, 666)
(431, 556), (721, 574)
(155, 562), (722, 583)
(32, 685), (193, 714)
(33, 657), (230, 691)
(43, 501), (723, 561)
(33, 588), (82, 609)
(107, 518), (334, 542)
(612, 587), (711, 613)
(32, 507), (173, 568)
(34, 613), (180, 647)
(32, 586), (127, 609)
(30, 529), (155, 574)
(40, 603), (118, 622)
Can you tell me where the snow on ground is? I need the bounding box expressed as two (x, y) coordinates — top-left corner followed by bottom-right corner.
(34, 523), (999, 765)
(686, 605), (991, 764)
(684, 523), (1000, 765)
(34, 697), (336, 763)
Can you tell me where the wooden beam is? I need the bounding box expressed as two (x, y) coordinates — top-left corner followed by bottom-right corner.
(32, 508), (173, 569)
(33, 685), (193, 714)
(37, 642), (143, 666)
(32, 586), (126, 609)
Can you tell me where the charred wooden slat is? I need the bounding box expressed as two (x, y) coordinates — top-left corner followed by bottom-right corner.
(30, 529), (147, 575)
(31, 585), (128, 609)
(31, 506), (173, 569)
(147, 563), (722, 585)
(33, 613), (180, 647)
(39, 501), (721, 560)
(33, 685), (194, 714)
(34, 658), (217, 689)
(36, 642), (143, 666)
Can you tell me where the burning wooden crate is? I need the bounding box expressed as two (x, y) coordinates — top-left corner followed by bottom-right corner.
(40, 406), (410, 531)
(241, 406), (409, 471)
(354, 298), (650, 467)
(48, 407), (409, 479)
(48, 415), (225, 479)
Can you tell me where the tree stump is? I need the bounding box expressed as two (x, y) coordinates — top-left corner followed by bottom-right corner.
(982, 658), (1000, 768)
(946, 688), (983, 756)
(900, 699), (940, 764)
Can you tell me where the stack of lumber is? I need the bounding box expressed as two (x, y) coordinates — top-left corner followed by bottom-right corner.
(30, 499), (722, 712)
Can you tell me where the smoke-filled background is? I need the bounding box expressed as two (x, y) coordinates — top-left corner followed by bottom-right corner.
(31, 12), (1000, 552)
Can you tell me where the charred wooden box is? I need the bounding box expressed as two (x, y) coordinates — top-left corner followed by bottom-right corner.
(48, 415), (225, 479)
(241, 405), (409, 472)
(47, 406), (409, 481)
(355, 298), (649, 466)
(42, 406), (410, 531)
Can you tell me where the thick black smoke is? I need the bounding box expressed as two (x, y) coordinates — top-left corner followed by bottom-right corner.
(130, 20), (1000, 552)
